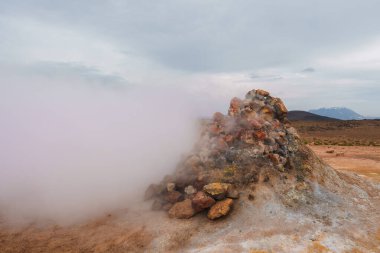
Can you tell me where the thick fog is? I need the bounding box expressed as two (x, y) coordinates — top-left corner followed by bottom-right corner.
(0, 79), (201, 225)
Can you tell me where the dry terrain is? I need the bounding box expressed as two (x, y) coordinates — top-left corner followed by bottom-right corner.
(292, 119), (380, 183)
(310, 146), (380, 183)
(292, 120), (380, 146)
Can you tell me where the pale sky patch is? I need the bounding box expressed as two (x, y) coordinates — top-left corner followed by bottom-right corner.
(0, 0), (379, 116)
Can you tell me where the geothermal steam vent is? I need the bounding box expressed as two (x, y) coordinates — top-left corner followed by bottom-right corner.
(145, 89), (317, 219)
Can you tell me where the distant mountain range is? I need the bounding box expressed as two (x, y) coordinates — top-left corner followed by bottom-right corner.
(309, 107), (365, 120)
(287, 111), (339, 121)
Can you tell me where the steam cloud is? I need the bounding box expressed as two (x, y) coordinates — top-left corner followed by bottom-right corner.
(0, 78), (199, 225)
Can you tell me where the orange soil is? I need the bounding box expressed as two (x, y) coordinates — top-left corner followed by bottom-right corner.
(310, 145), (380, 182)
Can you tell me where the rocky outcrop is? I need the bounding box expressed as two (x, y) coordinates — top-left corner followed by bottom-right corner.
(145, 88), (320, 220)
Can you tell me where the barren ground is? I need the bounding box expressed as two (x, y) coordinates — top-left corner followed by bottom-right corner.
(310, 145), (380, 183)
(291, 120), (380, 146)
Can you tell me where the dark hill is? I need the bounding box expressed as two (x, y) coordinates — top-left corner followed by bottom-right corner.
(288, 110), (339, 121)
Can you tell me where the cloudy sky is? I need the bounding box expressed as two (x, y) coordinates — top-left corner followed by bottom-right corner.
(1, 0), (380, 116)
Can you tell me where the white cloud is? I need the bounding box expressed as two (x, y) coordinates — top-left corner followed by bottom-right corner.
(0, 0), (379, 116)
(317, 37), (380, 70)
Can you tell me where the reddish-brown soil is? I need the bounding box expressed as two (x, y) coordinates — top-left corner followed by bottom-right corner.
(292, 120), (380, 146)
(292, 119), (380, 183)
(310, 145), (380, 183)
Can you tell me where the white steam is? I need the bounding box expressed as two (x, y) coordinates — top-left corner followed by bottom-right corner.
(0, 78), (199, 225)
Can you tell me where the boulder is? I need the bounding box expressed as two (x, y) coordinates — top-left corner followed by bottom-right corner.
(192, 191), (216, 212)
(203, 183), (231, 200)
(168, 199), (195, 219)
(207, 198), (234, 220)
(165, 190), (183, 204)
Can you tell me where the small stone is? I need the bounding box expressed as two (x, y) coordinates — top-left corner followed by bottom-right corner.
(260, 106), (274, 121)
(184, 156), (200, 168)
(254, 130), (267, 140)
(245, 89), (256, 99)
(295, 182), (310, 191)
(192, 191), (216, 212)
(277, 164), (285, 172)
(184, 185), (197, 195)
(264, 137), (275, 146)
(275, 136), (287, 146)
(256, 89), (270, 97)
(279, 156), (288, 166)
(168, 199), (196, 219)
(241, 130), (255, 144)
(249, 119), (263, 129)
(267, 153), (280, 165)
(166, 182), (176, 192)
(213, 112), (225, 123)
(208, 122), (221, 135)
(242, 111), (254, 120)
(227, 186), (239, 199)
(203, 183), (231, 200)
(224, 134), (235, 144)
(274, 98), (288, 115)
(228, 97), (242, 116)
(165, 190), (183, 204)
(242, 98), (252, 107)
(215, 138), (229, 151)
(260, 106), (273, 114)
(207, 198), (234, 220)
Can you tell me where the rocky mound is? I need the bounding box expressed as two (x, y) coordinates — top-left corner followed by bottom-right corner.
(145, 89), (332, 220)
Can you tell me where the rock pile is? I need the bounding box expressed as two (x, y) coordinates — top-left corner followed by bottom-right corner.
(145, 89), (310, 220)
